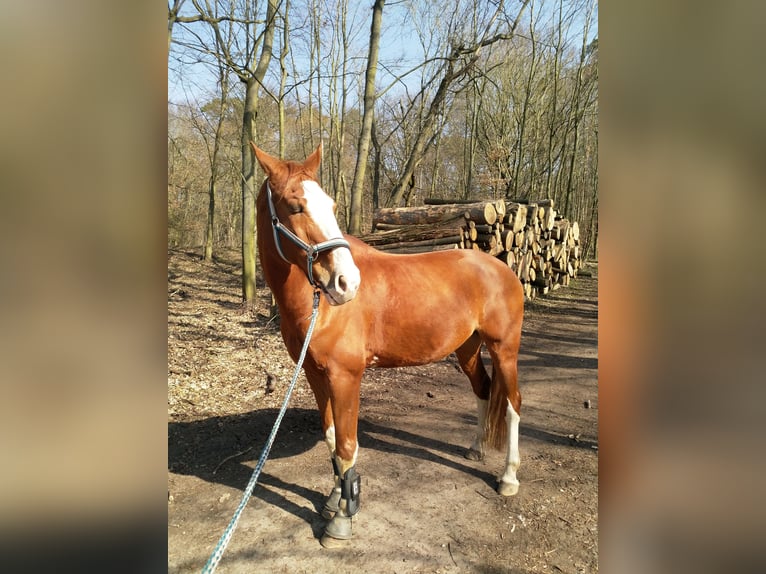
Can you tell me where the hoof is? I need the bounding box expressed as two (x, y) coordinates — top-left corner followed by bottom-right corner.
(465, 447), (484, 461)
(497, 480), (519, 496)
(320, 533), (349, 549)
(323, 513), (352, 542)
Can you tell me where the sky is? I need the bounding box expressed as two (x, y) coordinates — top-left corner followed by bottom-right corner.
(168, 0), (597, 108)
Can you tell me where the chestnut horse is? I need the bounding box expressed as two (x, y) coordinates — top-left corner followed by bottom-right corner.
(251, 143), (524, 547)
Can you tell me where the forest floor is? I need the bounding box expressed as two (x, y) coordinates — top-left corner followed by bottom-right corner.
(168, 248), (598, 573)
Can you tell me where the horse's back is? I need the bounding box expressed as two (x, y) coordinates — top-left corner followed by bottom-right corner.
(345, 238), (523, 362)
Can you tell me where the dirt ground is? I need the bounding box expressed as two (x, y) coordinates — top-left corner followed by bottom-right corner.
(168, 249), (598, 573)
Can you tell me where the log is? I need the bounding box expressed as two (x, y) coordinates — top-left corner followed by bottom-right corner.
(552, 220), (570, 241)
(525, 228), (536, 248)
(518, 252), (533, 282)
(569, 246), (580, 260)
(424, 198), (482, 205)
(475, 234), (498, 249)
(497, 250), (516, 270)
(373, 202), (494, 228)
(379, 243), (458, 255)
(463, 203), (498, 225)
(505, 204), (528, 233)
(360, 222), (464, 246)
(372, 222), (408, 231)
(487, 243), (504, 257)
(473, 224), (499, 235)
(508, 198), (554, 207)
(541, 207), (556, 231)
(552, 243), (567, 263)
(523, 282), (533, 299)
(494, 199), (506, 222)
(374, 235), (463, 251)
(525, 203), (539, 224)
(500, 230), (514, 252)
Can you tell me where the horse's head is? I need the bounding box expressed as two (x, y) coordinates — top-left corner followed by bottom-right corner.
(251, 142), (360, 305)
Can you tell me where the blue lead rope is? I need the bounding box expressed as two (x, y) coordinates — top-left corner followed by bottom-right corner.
(201, 290), (322, 574)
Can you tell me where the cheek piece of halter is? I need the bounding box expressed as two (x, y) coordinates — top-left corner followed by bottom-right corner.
(266, 181), (352, 289)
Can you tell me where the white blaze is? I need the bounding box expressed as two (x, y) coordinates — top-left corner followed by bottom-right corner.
(302, 181), (361, 300)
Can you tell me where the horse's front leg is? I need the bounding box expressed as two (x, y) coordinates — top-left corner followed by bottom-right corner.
(320, 369), (363, 548)
(303, 366), (342, 520)
(321, 426), (342, 520)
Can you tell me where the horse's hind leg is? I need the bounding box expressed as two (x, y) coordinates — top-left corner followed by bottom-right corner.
(484, 333), (522, 497)
(455, 332), (492, 461)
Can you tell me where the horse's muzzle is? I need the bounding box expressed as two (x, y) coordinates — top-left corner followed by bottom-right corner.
(324, 267), (360, 305)
(320, 247), (360, 305)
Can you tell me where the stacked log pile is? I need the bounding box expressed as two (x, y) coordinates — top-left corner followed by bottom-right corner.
(363, 198), (581, 299)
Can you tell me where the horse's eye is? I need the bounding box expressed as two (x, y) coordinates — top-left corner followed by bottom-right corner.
(288, 202), (303, 214)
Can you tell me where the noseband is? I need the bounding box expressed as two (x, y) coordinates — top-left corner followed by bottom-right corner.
(266, 181), (351, 287)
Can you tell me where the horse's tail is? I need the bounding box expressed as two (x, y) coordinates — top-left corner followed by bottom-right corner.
(484, 367), (509, 451)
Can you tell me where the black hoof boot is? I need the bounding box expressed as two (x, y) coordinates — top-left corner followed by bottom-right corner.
(320, 465), (361, 547)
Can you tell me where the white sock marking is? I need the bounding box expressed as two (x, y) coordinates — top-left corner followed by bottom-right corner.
(499, 400), (521, 486)
(325, 425), (336, 455)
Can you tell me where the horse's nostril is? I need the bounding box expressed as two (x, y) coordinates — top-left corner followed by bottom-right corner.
(337, 275), (348, 292)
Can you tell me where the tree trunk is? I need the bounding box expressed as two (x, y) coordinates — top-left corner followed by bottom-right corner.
(544, 0), (564, 201)
(204, 176), (216, 261)
(387, 57), (458, 207)
(240, 0), (276, 306)
(348, 0), (385, 235)
(241, 79), (259, 305)
(370, 113), (381, 211)
(510, 2), (537, 200)
(278, 0), (290, 159)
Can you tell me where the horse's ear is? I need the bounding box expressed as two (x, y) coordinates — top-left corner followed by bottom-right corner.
(250, 142), (282, 178)
(303, 143), (323, 178)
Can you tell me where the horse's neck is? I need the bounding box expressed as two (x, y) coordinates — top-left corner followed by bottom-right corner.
(265, 257), (313, 312)
(256, 227), (314, 322)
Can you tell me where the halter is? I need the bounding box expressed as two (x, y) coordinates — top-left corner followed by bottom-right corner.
(266, 181), (351, 287)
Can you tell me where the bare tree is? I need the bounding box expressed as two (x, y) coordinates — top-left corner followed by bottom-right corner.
(562, 0), (596, 216)
(386, 0), (529, 207)
(178, 0), (278, 306)
(168, 0), (187, 55)
(169, 0), (598, 262)
(348, 0), (385, 235)
(278, 0), (290, 158)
